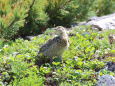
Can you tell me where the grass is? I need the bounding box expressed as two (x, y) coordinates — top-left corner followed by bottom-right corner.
(0, 26), (115, 86)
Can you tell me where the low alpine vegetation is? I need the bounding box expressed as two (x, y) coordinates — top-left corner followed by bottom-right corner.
(0, 26), (115, 86)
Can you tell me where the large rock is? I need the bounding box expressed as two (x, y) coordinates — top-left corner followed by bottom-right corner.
(97, 75), (115, 86)
(71, 13), (115, 30)
(87, 13), (115, 30)
(107, 62), (115, 72)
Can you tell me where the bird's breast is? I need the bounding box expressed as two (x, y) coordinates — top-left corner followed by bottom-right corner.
(43, 39), (68, 57)
(58, 37), (69, 47)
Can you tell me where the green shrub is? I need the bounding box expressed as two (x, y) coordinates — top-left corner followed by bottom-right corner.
(0, 0), (49, 39)
(10, 65), (44, 86)
(20, 0), (49, 36)
(0, 0), (29, 39)
(75, 0), (96, 20)
(42, 0), (115, 27)
(46, 0), (78, 27)
(89, 0), (115, 16)
(46, 0), (97, 27)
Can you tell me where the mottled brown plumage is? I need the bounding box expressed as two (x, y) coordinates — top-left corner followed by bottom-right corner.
(36, 26), (69, 65)
(108, 34), (115, 44)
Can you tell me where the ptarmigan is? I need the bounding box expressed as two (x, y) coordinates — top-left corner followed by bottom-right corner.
(108, 34), (115, 44)
(36, 26), (69, 65)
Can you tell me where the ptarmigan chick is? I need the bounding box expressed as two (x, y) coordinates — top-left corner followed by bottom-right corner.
(36, 26), (69, 65)
(108, 34), (115, 44)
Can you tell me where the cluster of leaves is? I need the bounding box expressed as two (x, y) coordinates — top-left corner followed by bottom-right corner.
(20, 0), (49, 36)
(46, 0), (78, 27)
(89, 0), (115, 16)
(0, 26), (115, 86)
(0, 0), (31, 39)
(0, 36), (46, 85)
(0, 0), (48, 39)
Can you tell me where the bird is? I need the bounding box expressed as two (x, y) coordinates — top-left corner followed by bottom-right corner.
(36, 26), (69, 65)
(108, 34), (115, 45)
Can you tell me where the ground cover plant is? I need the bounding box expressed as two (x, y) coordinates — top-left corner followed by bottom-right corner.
(0, 26), (115, 86)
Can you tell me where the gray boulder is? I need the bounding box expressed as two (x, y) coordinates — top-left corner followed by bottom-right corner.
(107, 62), (115, 72)
(87, 13), (115, 30)
(97, 75), (115, 86)
(24, 36), (35, 40)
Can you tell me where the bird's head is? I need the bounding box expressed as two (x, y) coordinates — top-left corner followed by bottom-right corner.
(54, 26), (67, 35)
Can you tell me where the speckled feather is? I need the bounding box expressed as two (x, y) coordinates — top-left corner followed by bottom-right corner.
(38, 36), (63, 53)
(38, 26), (69, 58)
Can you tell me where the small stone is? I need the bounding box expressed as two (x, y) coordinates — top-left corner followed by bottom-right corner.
(107, 62), (115, 72)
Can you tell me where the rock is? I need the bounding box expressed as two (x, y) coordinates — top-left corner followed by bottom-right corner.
(70, 23), (79, 28)
(87, 16), (99, 21)
(71, 13), (115, 31)
(12, 52), (19, 56)
(107, 62), (115, 72)
(78, 21), (87, 26)
(24, 36), (35, 40)
(97, 75), (115, 86)
(70, 22), (87, 28)
(87, 13), (115, 30)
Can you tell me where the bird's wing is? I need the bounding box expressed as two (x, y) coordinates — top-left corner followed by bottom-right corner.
(38, 36), (61, 53)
